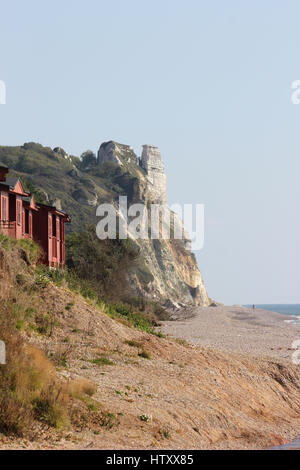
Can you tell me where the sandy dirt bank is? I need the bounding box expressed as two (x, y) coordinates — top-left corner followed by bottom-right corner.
(2, 293), (300, 450)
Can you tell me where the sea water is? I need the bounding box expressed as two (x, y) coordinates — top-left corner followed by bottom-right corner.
(244, 304), (300, 324)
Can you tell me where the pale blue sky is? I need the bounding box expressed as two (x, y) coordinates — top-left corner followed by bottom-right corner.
(1, 0), (299, 304)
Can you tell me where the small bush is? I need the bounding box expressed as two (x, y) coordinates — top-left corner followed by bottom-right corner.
(70, 403), (120, 431)
(138, 350), (151, 360)
(174, 337), (189, 347)
(52, 343), (73, 368)
(34, 312), (52, 335)
(161, 429), (171, 439)
(140, 414), (152, 422)
(32, 390), (69, 429)
(124, 339), (142, 348)
(90, 356), (114, 366)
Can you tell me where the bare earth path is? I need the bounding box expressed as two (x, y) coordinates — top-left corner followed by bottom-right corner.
(160, 306), (300, 362)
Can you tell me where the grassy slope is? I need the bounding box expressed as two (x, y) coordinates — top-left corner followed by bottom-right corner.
(1, 237), (300, 449)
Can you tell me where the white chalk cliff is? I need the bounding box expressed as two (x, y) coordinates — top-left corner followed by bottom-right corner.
(140, 145), (167, 204)
(97, 141), (210, 307)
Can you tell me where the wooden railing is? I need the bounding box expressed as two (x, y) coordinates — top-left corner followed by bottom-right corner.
(0, 220), (16, 237)
(0, 220), (15, 228)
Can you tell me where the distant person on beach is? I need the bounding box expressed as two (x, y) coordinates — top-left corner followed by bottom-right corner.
(252, 304), (255, 309)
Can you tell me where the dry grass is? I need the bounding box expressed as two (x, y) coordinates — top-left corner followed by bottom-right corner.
(0, 323), (69, 435)
(0, 237), (96, 436)
(67, 378), (97, 398)
(90, 356), (115, 366)
(173, 337), (189, 347)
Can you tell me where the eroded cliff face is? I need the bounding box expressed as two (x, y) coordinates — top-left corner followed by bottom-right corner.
(96, 141), (210, 307)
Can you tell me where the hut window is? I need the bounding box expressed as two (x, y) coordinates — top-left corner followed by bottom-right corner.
(2, 198), (6, 221)
(52, 214), (56, 237)
(17, 201), (21, 225)
(25, 209), (29, 234)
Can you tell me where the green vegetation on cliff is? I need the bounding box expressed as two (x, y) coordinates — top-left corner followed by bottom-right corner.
(66, 225), (140, 299)
(0, 142), (142, 232)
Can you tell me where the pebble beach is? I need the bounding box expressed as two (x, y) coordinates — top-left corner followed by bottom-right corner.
(161, 305), (300, 362)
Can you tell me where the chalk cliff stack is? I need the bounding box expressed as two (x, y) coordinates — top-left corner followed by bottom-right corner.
(140, 145), (167, 204)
